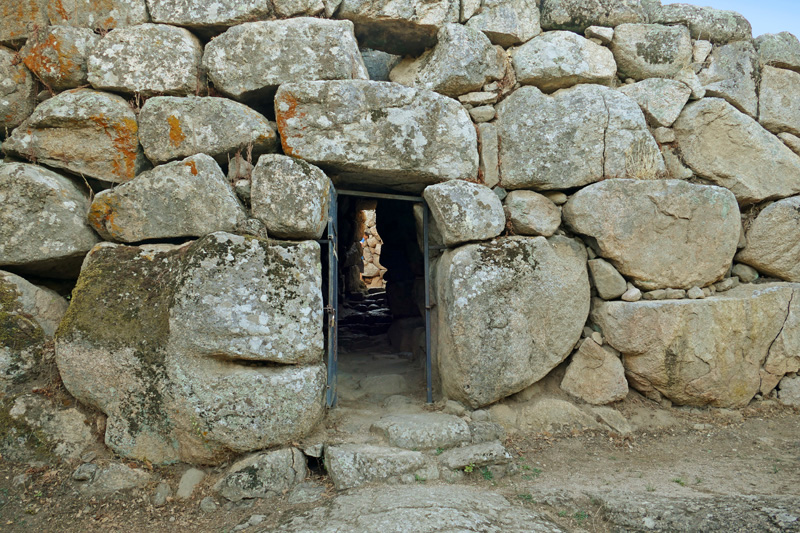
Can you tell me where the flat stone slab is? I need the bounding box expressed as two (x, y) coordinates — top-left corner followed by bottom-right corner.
(324, 444), (438, 490)
(371, 413), (471, 450)
(437, 440), (512, 470)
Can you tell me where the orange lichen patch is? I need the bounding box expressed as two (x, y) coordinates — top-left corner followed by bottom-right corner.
(87, 195), (122, 238)
(275, 91), (305, 157)
(100, 16), (116, 30)
(22, 33), (77, 80)
(185, 160), (198, 175)
(90, 113), (140, 181)
(167, 115), (185, 148)
(52, 0), (69, 20)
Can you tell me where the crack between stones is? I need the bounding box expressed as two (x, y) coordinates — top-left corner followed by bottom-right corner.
(601, 93), (611, 178)
(762, 287), (796, 391)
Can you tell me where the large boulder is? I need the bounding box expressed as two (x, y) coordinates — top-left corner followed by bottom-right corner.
(0, 163), (99, 278)
(20, 26), (100, 91)
(673, 98), (800, 205)
(0, 46), (36, 129)
(0, 0), (49, 46)
(435, 236), (590, 408)
(138, 96), (278, 165)
(276, 80), (477, 191)
(145, 0), (272, 33)
(1, 270), (69, 387)
(55, 233), (326, 463)
(496, 84), (663, 190)
(610, 23), (692, 81)
(697, 41), (758, 118)
(563, 179), (740, 291)
(650, 3), (751, 44)
(251, 155), (331, 240)
(539, 0), (645, 32)
(336, 0), (460, 56)
(736, 196), (800, 282)
(422, 180), (504, 247)
(88, 154), (247, 242)
(510, 31), (616, 92)
(592, 284), (798, 407)
(3, 89), (148, 183)
(758, 66), (800, 137)
(464, 0), (540, 48)
(203, 18), (367, 101)
(389, 23), (504, 98)
(755, 32), (800, 73)
(45, 0), (150, 31)
(88, 23), (203, 96)
(617, 78), (691, 128)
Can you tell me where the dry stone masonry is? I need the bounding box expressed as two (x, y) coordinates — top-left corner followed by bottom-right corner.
(2, 0), (800, 477)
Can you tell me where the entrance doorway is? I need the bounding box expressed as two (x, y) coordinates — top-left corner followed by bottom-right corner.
(319, 188), (433, 408)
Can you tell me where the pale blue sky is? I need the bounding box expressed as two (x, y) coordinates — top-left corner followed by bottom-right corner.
(670, 1), (799, 37)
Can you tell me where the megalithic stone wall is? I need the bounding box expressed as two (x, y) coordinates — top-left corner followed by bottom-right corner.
(2, 0), (800, 463)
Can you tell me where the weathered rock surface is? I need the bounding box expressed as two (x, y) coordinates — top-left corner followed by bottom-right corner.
(592, 284), (799, 407)
(755, 32), (800, 73)
(203, 18), (367, 101)
(0, 0), (49, 46)
(779, 132), (800, 157)
(617, 78), (691, 128)
(324, 444), (436, 490)
(650, 3), (752, 44)
(337, 0), (460, 56)
(422, 180), (504, 247)
(3, 89), (147, 183)
(360, 48), (401, 81)
(138, 96), (278, 165)
(46, 0), (150, 31)
(437, 440), (511, 470)
(503, 190), (561, 237)
(611, 23), (692, 81)
(511, 30), (616, 92)
(251, 155), (330, 240)
(276, 80), (478, 191)
(0, 46), (37, 129)
(540, 0), (645, 32)
(77, 463), (153, 495)
(563, 179), (740, 291)
(55, 233), (325, 463)
(697, 41), (758, 118)
(497, 84), (663, 190)
(673, 98), (800, 205)
(477, 122), (499, 188)
(436, 236), (589, 408)
(762, 284), (800, 394)
(736, 196), (800, 282)
(0, 163), (99, 278)
(88, 23), (203, 96)
(389, 24), (504, 97)
(512, 397), (603, 433)
(560, 338), (628, 405)
(20, 26), (99, 91)
(371, 413), (471, 450)
(88, 154), (247, 243)
(6, 394), (93, 459)
(214, 448), (307, 502)
(588, 258), (627, 300)
(758, 66), (800, 137)
(779, 374), (800, 407)
(146, 0), (273, 32)
(464, 0), (539, 48)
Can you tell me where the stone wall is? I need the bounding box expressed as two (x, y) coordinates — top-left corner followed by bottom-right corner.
(2, 0), (800, 464)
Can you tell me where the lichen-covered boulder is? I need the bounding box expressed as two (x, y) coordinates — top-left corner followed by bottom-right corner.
(46, 0), (150, 31)
(0, 0), (49, 46)
(435, 236), (590, 408)
(673, 98), (800, 205)
(697, 41), (758, 118)
(736, 196), (800, 283)
(650, 4), (752, 45)
(251, 155), (330, 240)
(4, 90), (147, 183)
(496, 84), (663, 190)
(138, 96), (278, 165)
(503, 190), (561, 237)
(560, 338), (628, 405)
(214, 448), (307, 502)
(422, 180), (504, 247)
(389, 24), (504, 98)
(88, 23), (203, 96)
(1, 270), (69, 387)
(465, 0), (540, 48)
(617, 78), (691, 128)
(55, 232), (326, 463)
(755, 32), (800, 73)
(539, 0), (645, 32)
(88, 154), (247, 243)
(203, 18), (367, 101)
(337, 0), (460, 55)
(592, 283), (797, 407)
(276, 80), (478, 191)
(0, 163), (99, 278)
(758, 66), (800, 137)
(146, 0), (272, 33)
(0, 46), (37, 129)
(510, 30), (616, 92)
(610, 23), (692, 81)
(20, 26), (100, 91)
(563, 179), (740, 291)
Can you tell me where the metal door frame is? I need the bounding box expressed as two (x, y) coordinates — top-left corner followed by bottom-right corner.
(319, 187), (434, 408)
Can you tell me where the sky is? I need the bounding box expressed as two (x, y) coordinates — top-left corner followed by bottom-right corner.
(669, 1), (799, 37)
